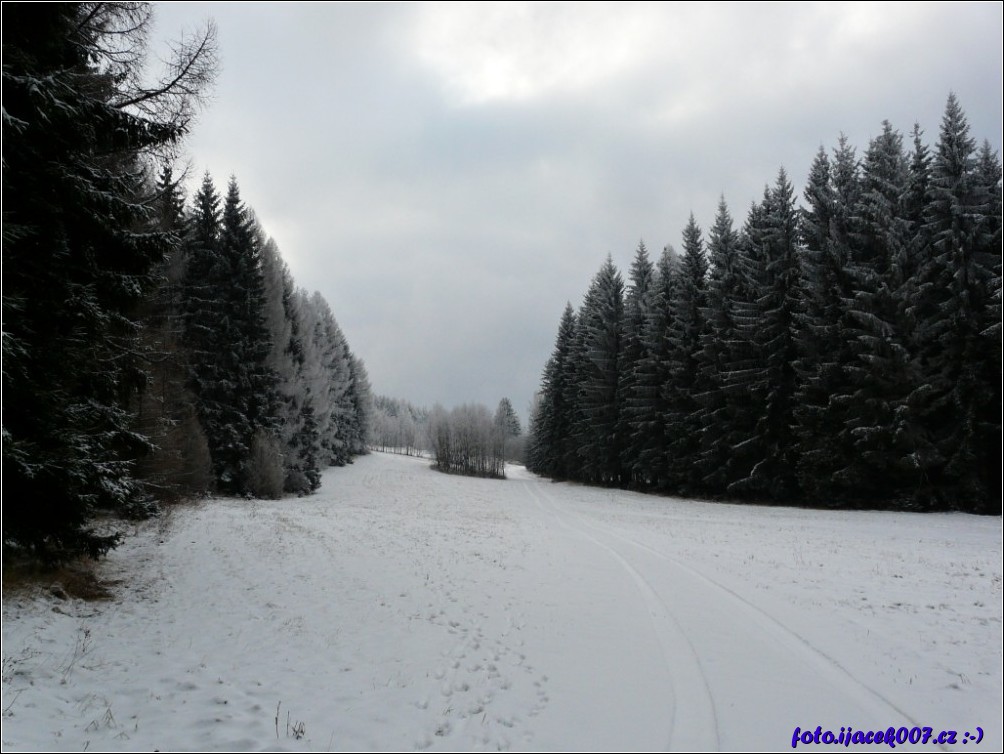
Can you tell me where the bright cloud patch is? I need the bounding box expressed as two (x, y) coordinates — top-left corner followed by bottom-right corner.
(410, 2), (661, 105)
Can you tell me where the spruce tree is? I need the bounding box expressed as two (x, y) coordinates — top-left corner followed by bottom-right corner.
(916, 95), (1001, 511)
(560, 303), (589, 480)
(974, 140), (1003, 509)
(220, 178), (279, 448)
(631, 247), (678, 489)
(183, 173), (235, 489)
(184, 176), (280, 494)
(790, 142), (862, 502)
(729, 172), (802, 500)
(571, 257), (625, 485)
(494, 398), (522, 438)
(664, 214), (708, 492)
(719, 190), (773, 496)
(972, 140), (1003, 511)
(131, 165), (213, 498)
(695, 198), (745, 492)
(833, 122), (938, 507)
(528, 304), (577, 478)
(182, 172), (225, 488)
(2, 3), (215, 559)
(617, 242), (656, 486)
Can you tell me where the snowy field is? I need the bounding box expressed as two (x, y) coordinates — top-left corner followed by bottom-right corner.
(2, 451), (1001, 751)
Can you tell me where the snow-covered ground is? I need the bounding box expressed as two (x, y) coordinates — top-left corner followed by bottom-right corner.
(2, 452), (1001, 751)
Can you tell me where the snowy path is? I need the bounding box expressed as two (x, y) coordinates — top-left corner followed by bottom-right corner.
(3, 452), (1001, 751)
(522, 477), (924, 749)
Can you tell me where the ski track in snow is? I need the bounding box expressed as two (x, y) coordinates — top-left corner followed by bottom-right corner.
(525, 478), (927, 750)
(2, 452), (1001, 751)
(521, 478), (718, 750)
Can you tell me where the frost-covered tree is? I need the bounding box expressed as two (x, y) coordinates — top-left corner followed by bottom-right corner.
(372, 396), (428, 456)
(430, 404), (505, 479)
(308, 293), (353, 466)
(295, 290), (368, 470)
(260, 234), (321, 493)
(345, 353), (374, 457)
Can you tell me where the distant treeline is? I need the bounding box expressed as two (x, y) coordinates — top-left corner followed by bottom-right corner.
(528, 94), (1001, 515)
(372, 396), (524, 477)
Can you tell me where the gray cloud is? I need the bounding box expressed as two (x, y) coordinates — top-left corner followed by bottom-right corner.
(153, 2), (1003, 420)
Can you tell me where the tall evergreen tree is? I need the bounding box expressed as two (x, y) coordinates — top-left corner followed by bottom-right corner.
(832, 122), (940, 506)
(974, 139), (1003, 510)
(880, 124), (950, 509)
(718, 190), (773, 495)
(183, 173), (232, 489)
(182, 172), (225, 487)
(184, 175), (280, 494)
(792, 142), (860, 501)
(972, 140), (1003, 511)
(617, 242), (656, 486)
(494, 397), (522, 438)
(130, 165), (213, 498)
(915, 95), (1001, 511)
(2, 3), (215, 559)
(528, 304), (577, 478)
(571, 257), (625, 485)
(220, 178), (279, 445)
(664, 214), (708, 492)
(631, 247), (678, 489)
(730, 172), (802, 499)
(560, 303), (589, 480)
(695, 198), (745, 492)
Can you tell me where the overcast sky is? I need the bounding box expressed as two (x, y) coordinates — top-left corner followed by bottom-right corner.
(152, 2), (1002, 421)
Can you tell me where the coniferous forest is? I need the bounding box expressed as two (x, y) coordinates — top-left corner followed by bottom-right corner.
(3, 3), (372, 562)
(3, 6), (1001, 569)
(528, 99), (1001, 515)
(3, 5), (1001, 751)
